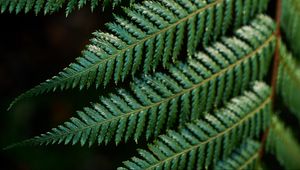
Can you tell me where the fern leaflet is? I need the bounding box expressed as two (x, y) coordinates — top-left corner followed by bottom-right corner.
(118, 82), (271, 170)
(9, 0), (270, 109)
(281, 0), (300, 58)
(215, 140), (261, 170)
(277, 42), (300, 121)
(266, 115), (300, 170)
(0, 0), (137, 15)
(4, 15), (276, 148)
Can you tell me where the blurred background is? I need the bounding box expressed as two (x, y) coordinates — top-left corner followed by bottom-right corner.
(0, 6), (146, 170)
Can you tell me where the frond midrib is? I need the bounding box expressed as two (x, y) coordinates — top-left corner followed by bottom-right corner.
(33, 34), (275, 143)
(145, 97), (271, 169)
(238, 151), (259, 170)
(39, 0), (224, 85)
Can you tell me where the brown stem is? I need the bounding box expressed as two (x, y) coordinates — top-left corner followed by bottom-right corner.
(271, 0), (282, 106)
(259, 0), (282, 158)
(259, 127), (270, 158)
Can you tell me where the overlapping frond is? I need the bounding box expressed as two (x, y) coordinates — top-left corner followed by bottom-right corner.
(118, 82), (271, 169)
(266, 115), (300, 170)
(215, 140), (261, 170)
(0, 0), (136, 15)
(277, 42), (300, 121)
(281, 0), (300, 58)
(5, 15), (276, 148)
(9, 0), (270, 109)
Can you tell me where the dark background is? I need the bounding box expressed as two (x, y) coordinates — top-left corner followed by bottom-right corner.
(0, 6), (146, 170)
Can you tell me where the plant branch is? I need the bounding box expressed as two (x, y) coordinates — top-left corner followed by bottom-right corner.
(260, 0), (282, 158)
(271, 0), (282, 105)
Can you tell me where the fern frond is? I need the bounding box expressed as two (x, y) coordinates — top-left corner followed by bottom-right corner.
(9, 0), (270, 109)
(215, 140), (261, 170)
(266, 115), (300, 170)
(5, 15), (276, 148)
(277, 42), (300, 121)
(118, 82), (271, 169)
(281, 0), (300, 58)
(0, 0), (136, 15)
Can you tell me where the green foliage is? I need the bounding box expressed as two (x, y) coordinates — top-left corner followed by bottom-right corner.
(266, 115), (300, 170)
(119, 82), (271, 169)
(281, 0), (300, 58)
(0, 0), (136, 15)
(8, 0), (270, 110)
(5, 16), (276, 149)
(277, 42), (300, 121)
(215, 140), (261, 170)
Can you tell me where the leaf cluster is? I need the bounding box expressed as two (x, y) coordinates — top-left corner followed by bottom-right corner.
(8, 0), (270, 110)
(4, 16), (276, 150)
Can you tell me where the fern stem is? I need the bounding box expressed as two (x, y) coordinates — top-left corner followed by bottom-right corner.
(261, 0), (282, 159)
(271, 0), (282, 104)
(258, 126), (269, 158)
(145, 97), (271, 170)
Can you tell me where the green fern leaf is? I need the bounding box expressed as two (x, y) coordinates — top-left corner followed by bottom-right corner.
(118, 82), (271, 169)
(0, 0), (136, 15)
(277, 42), (300, 121)
(281, 0), (300, 58)
(215, 140), (261, 170)
(5, 15), (276, 148)
(266, 115), (300, 170)
(8, 0), (270, 110)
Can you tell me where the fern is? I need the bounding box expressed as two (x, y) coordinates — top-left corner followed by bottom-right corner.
(8, 0), (270, 110)
(3, 0), (300, 169)
(281, 0), (300, 58)
(0, 0), (137, 15)
(215, 140), (261, 170)
(266, 115), (300, 170)
(118, 82), (271, 169)
(277, 42), (300, 121)
(4, 15), (276, 149)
